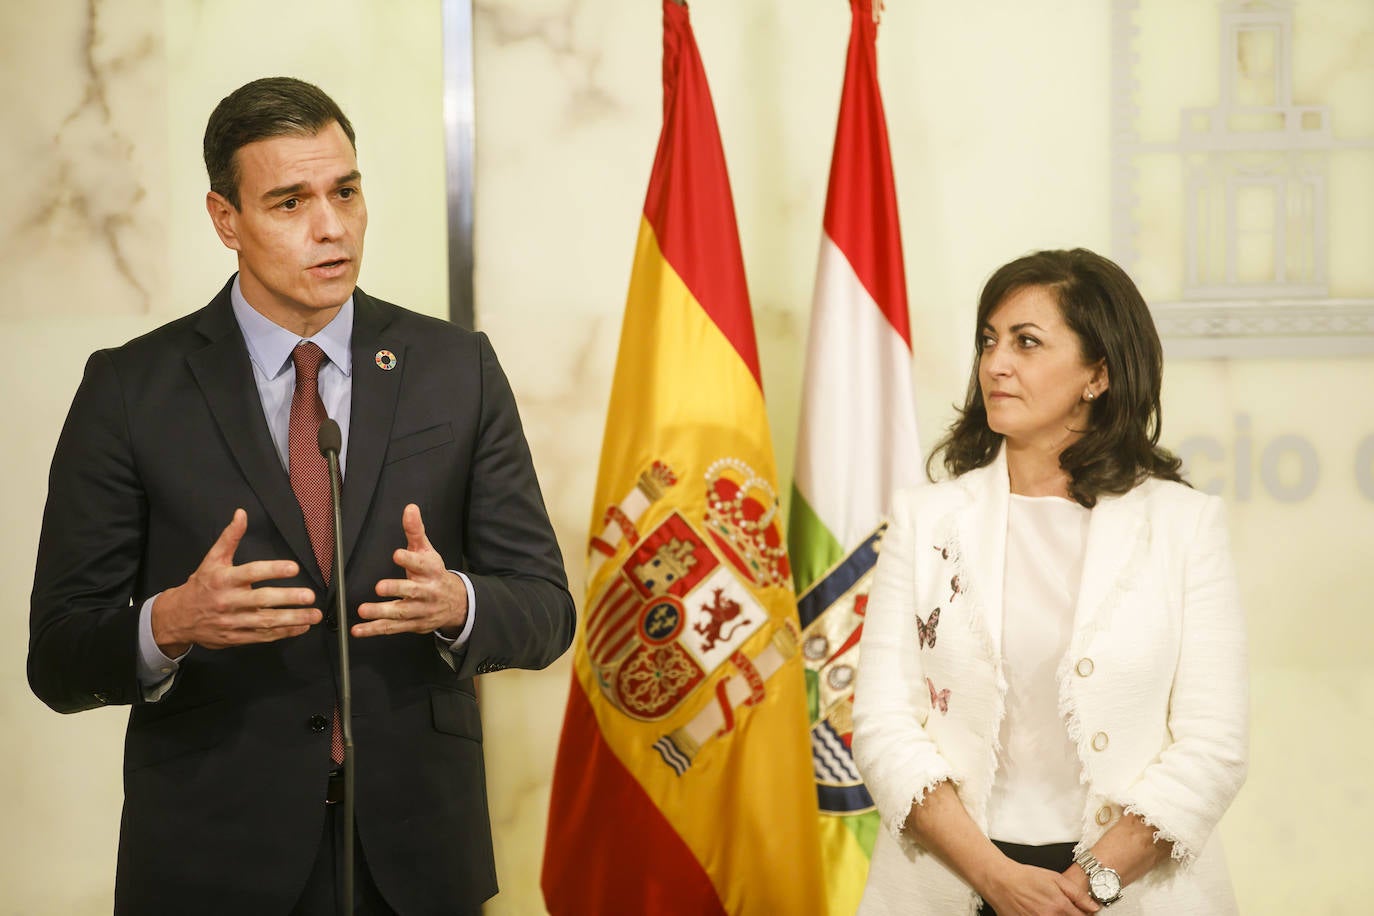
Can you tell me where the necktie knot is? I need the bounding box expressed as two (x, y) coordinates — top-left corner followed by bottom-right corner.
(292, 341), (327, 383)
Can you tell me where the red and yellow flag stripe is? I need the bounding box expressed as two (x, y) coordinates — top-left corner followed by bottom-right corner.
(544, 3), (823, 913)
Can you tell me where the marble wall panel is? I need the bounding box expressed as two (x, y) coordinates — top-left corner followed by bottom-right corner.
(0, 0), (167, 318)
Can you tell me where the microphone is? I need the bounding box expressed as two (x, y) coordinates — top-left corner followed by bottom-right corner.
(317, 417), (343, 457)
(317, 418), (355, 909)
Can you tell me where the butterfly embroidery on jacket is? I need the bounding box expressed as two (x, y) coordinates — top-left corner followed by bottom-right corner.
(933, 543), (964, 603)
(916, 608), (940, 649)
(926, 677), (950, 714)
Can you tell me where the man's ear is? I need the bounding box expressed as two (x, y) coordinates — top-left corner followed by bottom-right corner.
(206, 191), (241, 251)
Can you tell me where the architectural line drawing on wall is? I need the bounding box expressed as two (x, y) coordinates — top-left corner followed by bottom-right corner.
(1111, 0), (1374, 357)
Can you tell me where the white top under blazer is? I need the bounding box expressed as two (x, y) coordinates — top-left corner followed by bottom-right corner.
(986, 494), (1091, 845)
(852, 449), (1249, 916)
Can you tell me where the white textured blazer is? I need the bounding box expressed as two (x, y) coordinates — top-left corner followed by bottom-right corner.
(852, 450), (1248, 916)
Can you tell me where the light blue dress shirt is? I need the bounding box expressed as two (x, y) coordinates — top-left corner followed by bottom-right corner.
(136, 276), (474, 694)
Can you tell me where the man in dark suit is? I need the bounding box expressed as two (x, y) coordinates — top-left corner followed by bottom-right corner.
(28, 77), (575, 915)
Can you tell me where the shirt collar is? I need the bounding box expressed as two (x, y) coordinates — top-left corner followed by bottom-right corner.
(230, 274), (354, 380)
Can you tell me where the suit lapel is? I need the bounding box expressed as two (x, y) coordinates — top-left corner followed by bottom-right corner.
(957, 450), (1011, 659)
(341, 289), (403, 570)
(1071, 486), (1147, 640)
(186, 285), (321, 586)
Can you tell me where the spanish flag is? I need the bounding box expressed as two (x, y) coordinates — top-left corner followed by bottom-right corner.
(789, 1), (921, 913)
(542, 2), (824, 912)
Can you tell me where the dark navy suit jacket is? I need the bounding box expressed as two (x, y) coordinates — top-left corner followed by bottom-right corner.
(29, 278), (575, 914)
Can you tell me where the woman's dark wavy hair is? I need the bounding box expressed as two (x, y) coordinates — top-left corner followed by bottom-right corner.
(926, 248), (1185, 506)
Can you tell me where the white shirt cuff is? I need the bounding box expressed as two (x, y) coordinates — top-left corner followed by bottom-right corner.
(434, 571), (476, 667)
(137, 593), (186, 701)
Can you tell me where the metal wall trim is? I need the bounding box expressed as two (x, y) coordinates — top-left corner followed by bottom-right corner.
(442, 0), (476, 329)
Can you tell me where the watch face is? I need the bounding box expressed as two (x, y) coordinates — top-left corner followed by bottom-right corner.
(1091, 868), (1122, 899)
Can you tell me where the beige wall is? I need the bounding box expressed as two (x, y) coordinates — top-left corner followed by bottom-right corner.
(3, 1), (1370, 914)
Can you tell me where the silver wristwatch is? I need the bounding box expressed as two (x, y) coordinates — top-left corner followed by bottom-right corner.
(1073, 850), (1123, 907)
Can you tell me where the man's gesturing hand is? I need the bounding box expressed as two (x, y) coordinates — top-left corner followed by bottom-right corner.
(357, 503), (467, 639)
(151, 509), (321, 656)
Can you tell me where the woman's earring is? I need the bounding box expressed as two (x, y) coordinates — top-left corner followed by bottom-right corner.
(1085, 390), (1096, 401)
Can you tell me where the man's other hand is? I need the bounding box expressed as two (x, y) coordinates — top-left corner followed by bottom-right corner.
(356, 503), (468, 639)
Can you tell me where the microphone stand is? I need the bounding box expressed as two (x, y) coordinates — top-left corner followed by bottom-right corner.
(318, 419), (354, 914)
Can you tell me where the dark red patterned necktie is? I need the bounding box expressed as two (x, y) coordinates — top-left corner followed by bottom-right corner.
(288, 342), (344, 765)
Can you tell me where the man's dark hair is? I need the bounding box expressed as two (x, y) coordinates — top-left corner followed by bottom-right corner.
(203, 77), (356, 210)
(928, 247), (1186, 506)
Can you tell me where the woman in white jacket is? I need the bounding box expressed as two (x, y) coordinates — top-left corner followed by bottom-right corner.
(852, 249), (1247, 916)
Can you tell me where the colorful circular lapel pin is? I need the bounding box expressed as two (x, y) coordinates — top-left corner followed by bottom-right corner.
(374, 349), (398, 371)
